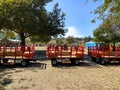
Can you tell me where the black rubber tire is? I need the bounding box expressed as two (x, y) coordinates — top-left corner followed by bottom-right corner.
(91, 57), (96, 62)
(51, 58), (57, 66)
(71, 59), (75, 64)
(71, 59), (79, 65)
(95, 58), (100, 63)
(74, 59), (79, 65)
(21, 60), (28, 66)
(100, 59), (106, 65)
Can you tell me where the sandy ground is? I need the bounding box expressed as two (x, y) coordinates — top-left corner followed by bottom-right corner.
(1, 47), (120, 90)
(1, 58), (120, 90)
(35, 46), (46, 50)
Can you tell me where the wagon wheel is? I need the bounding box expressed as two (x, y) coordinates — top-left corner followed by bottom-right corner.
(51, 58), (57, 66)
(100, 59), (106, 65)
(71, 58), (79, 65)
(21, 60), (28, 66)
(2, 59), (8, 63)
(74, 59), (79, 65)
(95, 58), (100, 63)
(91, 57), (96, 62)
(71, 58), (75, 64)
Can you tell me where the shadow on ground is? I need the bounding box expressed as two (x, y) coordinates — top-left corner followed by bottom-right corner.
(0, 69), (13, 90)
(52, 61), (104, 69)
(52, 54), (104, 69)
(0, 62), (47, 70)
(102, 63), (120, 67)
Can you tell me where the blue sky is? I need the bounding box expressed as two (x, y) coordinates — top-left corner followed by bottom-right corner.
(46, 0), (103, 38)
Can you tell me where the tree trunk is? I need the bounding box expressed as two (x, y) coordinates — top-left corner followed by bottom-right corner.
(20, 31), (25, 46)
(113, 43), (115, 51)
(19, 31), (26, 52)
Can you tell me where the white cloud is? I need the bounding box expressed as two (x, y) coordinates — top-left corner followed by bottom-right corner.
(65, 26), (83, 38)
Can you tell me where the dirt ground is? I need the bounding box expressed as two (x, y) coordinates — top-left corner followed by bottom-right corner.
(1, 47), (120, 90)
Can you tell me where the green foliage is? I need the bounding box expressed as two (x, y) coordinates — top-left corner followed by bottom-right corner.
(30, 35), (51, 44)
(66, 36), (74, 45)
(48, 3), (67, 37)
(91, 19), (96, 23)
(93, 27), (110, 43)
(0, 0), (66, 45)
(92, 0), (120, 24)
(84, 35), (92, 42)
(56, 38), (63, 45)
(91, 0), (120, 45)
(93, 18), (120, 44)
(3, 30), (15, 39)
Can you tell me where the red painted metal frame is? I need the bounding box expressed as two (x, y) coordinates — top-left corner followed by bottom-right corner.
(88, 46), (120, 61)
(0, 45), (35, 64)
(46, 45), (84, 59)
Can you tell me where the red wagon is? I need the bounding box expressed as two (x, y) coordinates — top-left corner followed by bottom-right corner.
(88, 46), (120, 64)
(46, 45), (84, 66)
(0, 45), (35, 66)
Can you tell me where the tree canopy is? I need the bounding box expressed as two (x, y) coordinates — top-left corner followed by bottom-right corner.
(0, 0), (66, 45)
(66, 36), (74, 46)
(92, 0), (120, 46)
(84, 35), (92, 42)
(92, 0), (120, 24)
(3, 30), (16, 39)
(93, 17), (120, 46)
(56, 38), (63, 45)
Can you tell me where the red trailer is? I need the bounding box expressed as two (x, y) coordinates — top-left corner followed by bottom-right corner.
(46, 45), (84, 66)
(0, 45), (35, 66)
(88, 46), (120, 64)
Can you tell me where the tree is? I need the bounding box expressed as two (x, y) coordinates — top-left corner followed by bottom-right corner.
(56, 38), (63, 45)
(84, 35), (92, 42)
(30, 35), (51, 44)
(0, 0), (66, 45)
(90, 0), (120, 50)
(66, 36), (74, 45)
(30, 2), (66, 44)
(92, 0), (120, 24)
(93, 18), (120, 47)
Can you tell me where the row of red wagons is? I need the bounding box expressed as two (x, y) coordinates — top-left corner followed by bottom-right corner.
(1, 44), (120, 66)
(47, 45), (120, 66)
